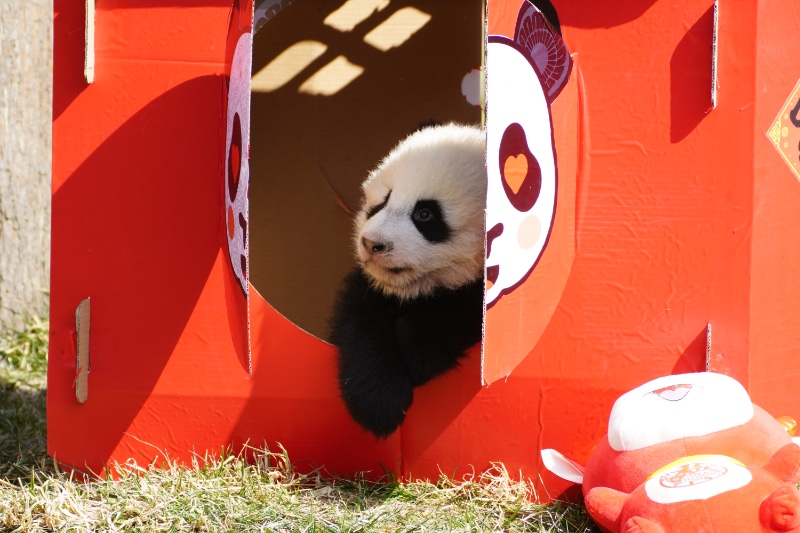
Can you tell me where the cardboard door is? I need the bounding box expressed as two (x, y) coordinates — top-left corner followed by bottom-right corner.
(482, 0), (578, 384)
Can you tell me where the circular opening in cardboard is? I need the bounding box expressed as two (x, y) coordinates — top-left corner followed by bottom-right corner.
(248, 0), (483, 341)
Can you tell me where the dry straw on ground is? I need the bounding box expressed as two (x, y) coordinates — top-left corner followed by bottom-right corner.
(0, 317), (597, 532)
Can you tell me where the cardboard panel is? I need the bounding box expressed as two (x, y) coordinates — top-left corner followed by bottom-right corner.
(49, 0), (255, 473)
(48, 0), (427, 479)
(482, 0), (577, 384)
(749, 0), (800, 419)
(402, 0), (799, 494)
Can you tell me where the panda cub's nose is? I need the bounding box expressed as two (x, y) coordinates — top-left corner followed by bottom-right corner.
(362, 237), (392, 255)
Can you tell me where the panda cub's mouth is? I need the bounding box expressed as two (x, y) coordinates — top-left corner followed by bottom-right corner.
(363, 261), (413, 279)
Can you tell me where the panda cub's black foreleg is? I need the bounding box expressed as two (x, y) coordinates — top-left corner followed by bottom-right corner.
(331, 269), (484, 438)
(394, 279), (485, 387)
(330, 269), (414, 438)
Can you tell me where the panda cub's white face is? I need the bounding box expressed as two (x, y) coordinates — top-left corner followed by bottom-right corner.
(354, 123), (487, 300)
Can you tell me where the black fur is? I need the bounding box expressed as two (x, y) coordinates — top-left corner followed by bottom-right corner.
(330, 268), (484, 438)
(414, 119), (442, 132)
(411, 200), (450, 243)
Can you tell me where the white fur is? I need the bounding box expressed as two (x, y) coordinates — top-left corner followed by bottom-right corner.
(354, 123), (487, 299)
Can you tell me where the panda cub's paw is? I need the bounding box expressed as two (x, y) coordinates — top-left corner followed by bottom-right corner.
(338, 365), (414, 439)
(330, 268), (415, 438)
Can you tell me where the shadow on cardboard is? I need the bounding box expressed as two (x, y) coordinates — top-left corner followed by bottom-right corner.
(50, 75), (223, 471)
(556, 0), (658, 29)
(671, 327), (709, 374)
(670, 4), (715, 144)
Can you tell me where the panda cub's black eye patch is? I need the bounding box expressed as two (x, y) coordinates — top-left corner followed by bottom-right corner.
(366, 191), (391, 219)
(412, 200), (450, 243)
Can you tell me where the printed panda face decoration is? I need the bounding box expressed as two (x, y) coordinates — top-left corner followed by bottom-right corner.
(485, 2), (571, 308)
(354, 124), (487, 300)
(485, 37), (556, 306)
(225, 31), (252, 296)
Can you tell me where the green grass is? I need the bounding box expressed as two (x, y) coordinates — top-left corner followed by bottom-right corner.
(0, 315), (48, 482)
(0, 315), (597, 532)
(0, 314), (48, 376)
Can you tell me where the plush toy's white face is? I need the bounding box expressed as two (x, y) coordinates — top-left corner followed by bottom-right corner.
(484, 37), (557, 307)
(607, 372), (755, 452)
(354, 124), (487, 300)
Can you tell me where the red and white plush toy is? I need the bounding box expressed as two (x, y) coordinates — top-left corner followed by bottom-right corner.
(542, 372), (800, 532)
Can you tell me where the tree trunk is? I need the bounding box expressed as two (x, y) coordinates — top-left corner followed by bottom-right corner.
(0, 2), (52, 330)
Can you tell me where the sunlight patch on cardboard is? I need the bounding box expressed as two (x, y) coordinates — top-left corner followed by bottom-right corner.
(323, 0), (389, 32)
(298, 55), (364, 96)
(251, 40), (328, 93)
(363, 7), (432, 52)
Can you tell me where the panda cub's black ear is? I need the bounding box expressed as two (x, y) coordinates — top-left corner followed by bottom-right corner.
(413, 119), (442, 133)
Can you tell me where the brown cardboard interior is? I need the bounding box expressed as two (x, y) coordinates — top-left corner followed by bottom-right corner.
(249, 0), (483, 341)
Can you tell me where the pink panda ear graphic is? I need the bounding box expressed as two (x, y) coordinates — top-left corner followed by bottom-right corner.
(514, 0), (572, 102)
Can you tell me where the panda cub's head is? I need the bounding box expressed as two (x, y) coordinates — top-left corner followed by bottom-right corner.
(354, 123), (487, 300)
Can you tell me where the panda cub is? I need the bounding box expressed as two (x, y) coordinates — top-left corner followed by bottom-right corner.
(330, 123), (486, 438)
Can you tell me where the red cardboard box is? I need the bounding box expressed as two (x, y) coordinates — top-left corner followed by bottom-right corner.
(49, 0), (800, 500)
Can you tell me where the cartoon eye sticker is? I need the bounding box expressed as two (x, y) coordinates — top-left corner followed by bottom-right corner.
(499, 122), (542, 212)
(484, 1), (571, 308)
(225, 31), (252, 297)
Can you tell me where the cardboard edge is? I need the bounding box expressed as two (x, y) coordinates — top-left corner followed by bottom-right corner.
(84, 0), (94, 84)
(710, 0), (718, 109)
(75, 298), (91, 404)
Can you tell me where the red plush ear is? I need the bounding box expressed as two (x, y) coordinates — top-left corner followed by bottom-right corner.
(585, 486), (627, 533)
(763, 443), (800, 484)
(759, 483), (800, 531)
(622, 516), (666, 533)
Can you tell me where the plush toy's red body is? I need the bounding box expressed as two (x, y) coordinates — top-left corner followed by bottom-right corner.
(586, 444), (800, 533)
(542, 372), (800, 532)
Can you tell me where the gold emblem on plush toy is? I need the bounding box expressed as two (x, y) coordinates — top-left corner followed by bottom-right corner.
(777, 415), (797, 436)
(645, 455), (752, 504)
(659, 462), (728, 488)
